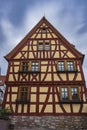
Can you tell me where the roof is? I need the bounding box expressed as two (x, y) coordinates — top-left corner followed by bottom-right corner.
(5, 16), (84, 63)
(0, 75), (6, 86)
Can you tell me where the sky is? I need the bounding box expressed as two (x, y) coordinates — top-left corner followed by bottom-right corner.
(0, 0), (87, 84)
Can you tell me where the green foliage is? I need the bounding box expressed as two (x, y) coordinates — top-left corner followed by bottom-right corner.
(0, 107), (11, 120)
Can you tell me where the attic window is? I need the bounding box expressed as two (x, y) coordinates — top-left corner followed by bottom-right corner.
(42, 27), (46, 32)
(38, 43), (43, 50)
(45, 43), (50, 50)
(38, 42), (50, 51)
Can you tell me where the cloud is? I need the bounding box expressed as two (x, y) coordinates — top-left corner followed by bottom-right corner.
(22, 1), (62, 31)
(0, 18), (23, 75)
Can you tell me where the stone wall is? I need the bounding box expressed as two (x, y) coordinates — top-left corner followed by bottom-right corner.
(10, 116), (87, 130)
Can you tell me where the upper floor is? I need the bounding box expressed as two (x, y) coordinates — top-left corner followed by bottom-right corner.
(4, 17), (85, 84)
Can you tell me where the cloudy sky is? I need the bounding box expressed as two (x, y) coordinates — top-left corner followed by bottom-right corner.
(0, 0), (87, 84)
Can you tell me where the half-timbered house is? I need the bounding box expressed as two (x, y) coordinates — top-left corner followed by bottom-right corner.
(3, 17), (87, 117)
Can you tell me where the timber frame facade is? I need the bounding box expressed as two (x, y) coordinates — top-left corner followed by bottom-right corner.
(3, 17), (87, 116)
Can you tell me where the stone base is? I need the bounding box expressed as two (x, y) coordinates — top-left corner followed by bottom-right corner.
(9, 116), (87, 130)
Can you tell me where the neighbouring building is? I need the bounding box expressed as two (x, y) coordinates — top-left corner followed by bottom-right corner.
(0, 75), (6, 106)
(2, 17), (87, 129)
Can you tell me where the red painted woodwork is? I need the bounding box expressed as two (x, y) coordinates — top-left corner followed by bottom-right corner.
(2, 17), (87, 116)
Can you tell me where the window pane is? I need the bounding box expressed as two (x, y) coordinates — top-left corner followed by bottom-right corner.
(61, 87), (69, 100)
(45, 43), (50, 50)
(20, 86), (28, 101)
(58, 61), (65, 71)
(35, 62), (39, 65)
(32, 62), (39, 72)
(42, 27), (46, 33)
(71, 87), (78, 100)
(38, 43), (43, 50)
(32, 62), (35, 65)
(22, 61), (29, 71)
(67, 61), (74, 71)
(20, 93), (27, 101)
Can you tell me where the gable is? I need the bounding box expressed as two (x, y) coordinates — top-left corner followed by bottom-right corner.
(5, 17), (84, 62)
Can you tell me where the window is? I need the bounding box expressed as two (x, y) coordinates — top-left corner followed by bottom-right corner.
(19, 86), (28, 101)
(42, 27), (46, 33)
(20, 61), (29, 72)
(57, 60), (76, 72)
(38, 42), (50, 51)
(31, 61), (39, 72)
(71, 87), (79, 100)
(57, 61), (65, 71)
(60, 86), (80, 103)
(61, 87), (69, 101)
(45, 43), (50, 50)
(19, 61), (40, 73)
(38, 43), (43, 50)
(67, 61), (74, 71)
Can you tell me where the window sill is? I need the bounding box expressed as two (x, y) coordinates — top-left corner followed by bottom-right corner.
(16, 99), (30, 104)
(18, 70), (30, 74)
(57, 70), (78, 73)
(19, 70), (40, 74)
(38, 49), (50, 51)
(28, 71), (40, 74)
(59, 100), (83, 104)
